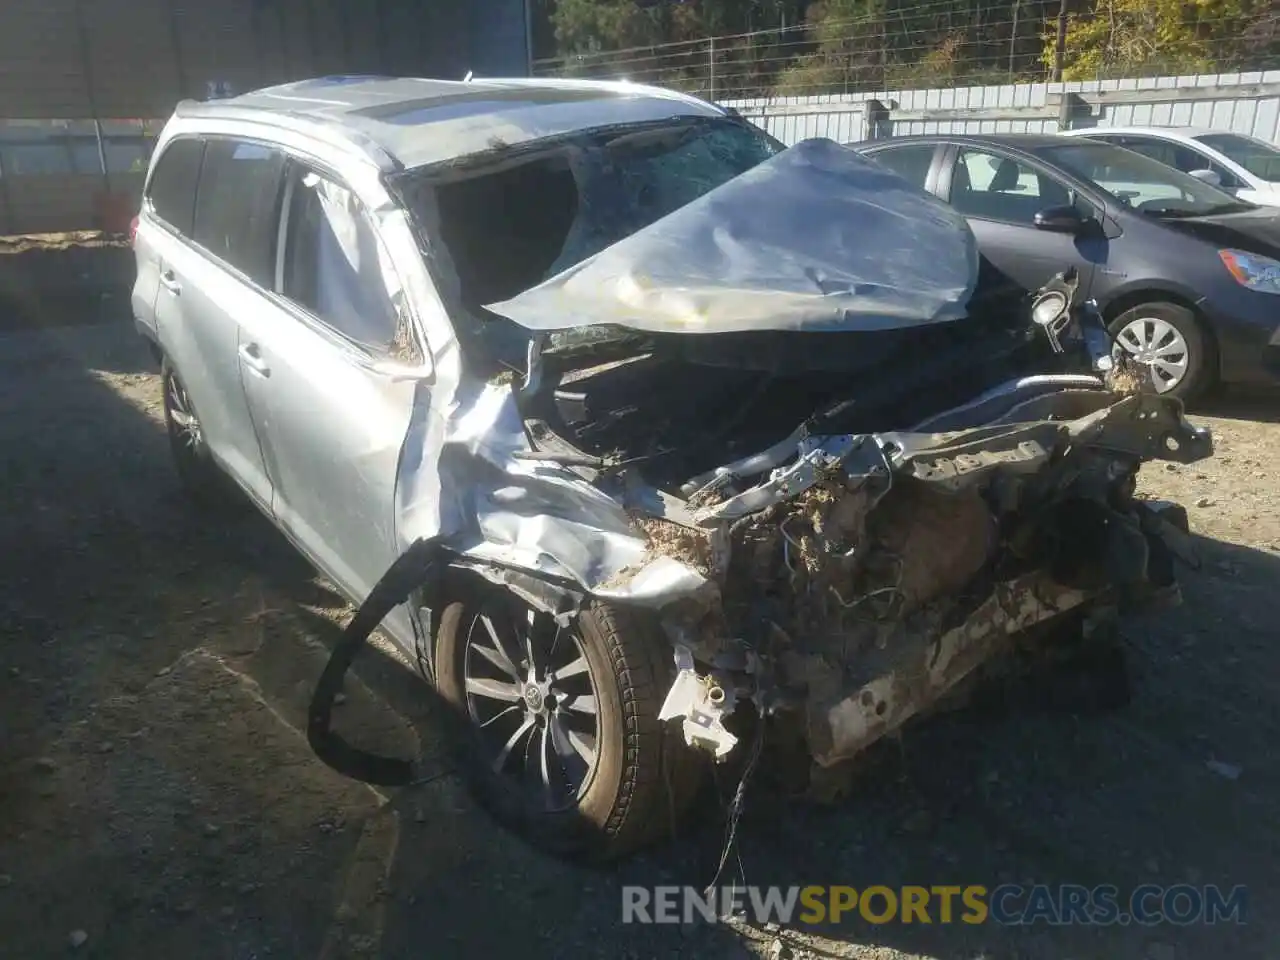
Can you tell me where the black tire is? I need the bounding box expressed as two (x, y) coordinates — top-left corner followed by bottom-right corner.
(433, 582), (706, 861)
(161, 357), (241, 510)
(1107, 301), (1212, 402)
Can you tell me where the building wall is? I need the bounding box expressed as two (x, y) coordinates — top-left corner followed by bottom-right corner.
(0, 0), (531, 233)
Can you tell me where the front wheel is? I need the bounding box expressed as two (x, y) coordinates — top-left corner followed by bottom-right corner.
(1108, 301), (1212, 401)
(433, 583), (705, 861)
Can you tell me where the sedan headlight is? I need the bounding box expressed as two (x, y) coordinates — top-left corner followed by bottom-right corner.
(1219, 249), (1280, 294)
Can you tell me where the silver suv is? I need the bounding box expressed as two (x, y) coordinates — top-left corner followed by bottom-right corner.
(134, 76), (1210, 861)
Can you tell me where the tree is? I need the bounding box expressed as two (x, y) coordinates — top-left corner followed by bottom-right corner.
(535, 0), (1276, 97)
(1047, 0), (1263, 80)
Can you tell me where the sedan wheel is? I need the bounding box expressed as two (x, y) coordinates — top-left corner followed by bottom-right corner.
(1107, 302), (1210, 401)
(1114, 316), (1188, 393)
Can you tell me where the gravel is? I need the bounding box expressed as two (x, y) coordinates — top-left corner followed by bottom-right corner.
(2, 312), (1278, 959)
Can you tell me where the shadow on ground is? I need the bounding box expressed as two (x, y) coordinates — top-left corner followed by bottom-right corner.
(1194, 383), (1280, 425)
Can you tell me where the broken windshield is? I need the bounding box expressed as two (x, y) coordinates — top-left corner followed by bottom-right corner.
(397, 115), (782, 370)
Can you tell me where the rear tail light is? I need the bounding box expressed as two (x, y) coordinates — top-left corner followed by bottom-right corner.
(129, 215), (140, 246)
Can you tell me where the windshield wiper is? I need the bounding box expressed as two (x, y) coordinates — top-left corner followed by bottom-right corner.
(1197, 201), (1257, 216)
(1143, 207), (1202, 219)
(1149, 201), (1256, 219)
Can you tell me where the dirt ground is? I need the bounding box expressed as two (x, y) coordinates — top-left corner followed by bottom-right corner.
(3, 280), (1279, 958)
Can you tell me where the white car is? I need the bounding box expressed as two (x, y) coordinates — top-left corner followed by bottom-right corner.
(1062, 126), (1280, 207)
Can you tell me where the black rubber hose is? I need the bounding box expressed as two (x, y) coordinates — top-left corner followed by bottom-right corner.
(307, 537), (449, 786)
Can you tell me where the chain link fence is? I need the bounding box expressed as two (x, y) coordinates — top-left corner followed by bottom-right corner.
(533, 4), (1280, 102)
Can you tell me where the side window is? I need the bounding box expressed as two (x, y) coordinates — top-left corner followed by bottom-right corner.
(1121, 138), (1241, 189)
(280, 167), (405, 355)
(1172, 147), (1241, 188)
(868, 145), (936, 190)
(1119, 137), (1179, 167)
(192, 139), (286, 285)
(1211, 163), (1242, 189)
(950, 149), (1071, 224)
(145, 138), (204, 236)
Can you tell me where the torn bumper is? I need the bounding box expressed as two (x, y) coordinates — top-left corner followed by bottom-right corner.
(651, 383), (1211, 766)
(800, 573), (1087, 767)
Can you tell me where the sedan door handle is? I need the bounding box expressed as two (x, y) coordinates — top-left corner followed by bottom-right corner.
(238, 343), (270, 377)
(159, 270), (181, 296)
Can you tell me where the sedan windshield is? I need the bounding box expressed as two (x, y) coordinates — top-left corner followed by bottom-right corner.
(1039, 141), (1251, 217)
(1195, 132), (1280, 183)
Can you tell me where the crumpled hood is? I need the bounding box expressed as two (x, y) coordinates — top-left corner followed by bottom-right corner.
(484, 137), (981, 335)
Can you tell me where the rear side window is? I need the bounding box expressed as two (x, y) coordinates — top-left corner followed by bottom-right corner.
(193, 139), (286, 285)
(146, 138), (204, 236)
(868, 145), (936, 190)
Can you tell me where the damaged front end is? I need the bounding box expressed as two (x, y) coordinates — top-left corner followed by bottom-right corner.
(342, 135), (1212, 801)
(648, 381), (1208, 769)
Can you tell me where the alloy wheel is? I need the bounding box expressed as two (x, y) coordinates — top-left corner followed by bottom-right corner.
(462, 606), (601, 812)
(167, 372), (203, 450)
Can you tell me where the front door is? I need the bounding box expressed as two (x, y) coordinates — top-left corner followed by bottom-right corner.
(944, 146), (1105, 295)
(237, 162), (425, 606)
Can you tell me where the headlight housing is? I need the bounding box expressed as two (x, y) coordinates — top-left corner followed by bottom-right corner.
(1031, 290), (1068, 327)
(1219, 249), (1280, 294)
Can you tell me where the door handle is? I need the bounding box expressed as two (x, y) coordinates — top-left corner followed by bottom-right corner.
(159, 270), (181, 296)
(238, 343), (271, 377)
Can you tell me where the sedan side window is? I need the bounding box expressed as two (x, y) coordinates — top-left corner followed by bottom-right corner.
(867, 144), (935, 190)
(279, 167), (407, 357)
(950, 149), (1071, 223)
(1120, 137), (1241, 189)
(1118, 137), (1180, 168)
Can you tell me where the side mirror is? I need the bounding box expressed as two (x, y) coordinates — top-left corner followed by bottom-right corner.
(1188, 168), (1222, 187)
(1033, 205), (1086, 233)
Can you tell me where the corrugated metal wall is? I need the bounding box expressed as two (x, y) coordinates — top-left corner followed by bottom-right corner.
(726, 71), (1280, 146)
(0, 0), (530, 234)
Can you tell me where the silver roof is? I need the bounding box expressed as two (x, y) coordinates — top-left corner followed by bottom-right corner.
(176, 75), (725, 171)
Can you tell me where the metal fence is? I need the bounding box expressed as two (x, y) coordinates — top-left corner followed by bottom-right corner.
(533, 11), (1280, 102)
(724, 71), (1280, 146)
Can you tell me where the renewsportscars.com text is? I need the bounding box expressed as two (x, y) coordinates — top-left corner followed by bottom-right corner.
(622, 884), (1248, 927)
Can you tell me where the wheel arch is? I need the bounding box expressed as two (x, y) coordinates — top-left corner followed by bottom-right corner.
(1096, 284), (1221, 377)
(410, 559), (590, 684)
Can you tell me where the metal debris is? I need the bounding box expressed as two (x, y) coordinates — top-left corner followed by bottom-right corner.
(657, 647), (739, 759)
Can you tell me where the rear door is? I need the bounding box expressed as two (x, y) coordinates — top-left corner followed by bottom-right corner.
(939, 144), (1102, 293)
(133, 137), (203, 345)
(152, 136), (285, 511)
(236, 160), (426, 605)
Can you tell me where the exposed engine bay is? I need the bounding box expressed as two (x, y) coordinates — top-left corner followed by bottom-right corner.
(313, 135), (1212, 791)
(510, 291), (1210, 768)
